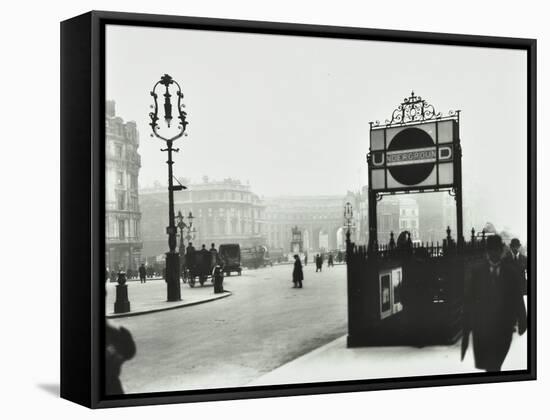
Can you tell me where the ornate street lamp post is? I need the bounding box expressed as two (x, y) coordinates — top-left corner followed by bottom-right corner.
(176, 210), (188, 256)
(185, 212), (195, 243)
(344, 202), (353, 249)
(176, 210), (196, 250)
(149, 74), (189, 302)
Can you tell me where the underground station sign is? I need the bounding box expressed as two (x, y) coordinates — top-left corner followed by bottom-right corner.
(369, 119), (458, 192)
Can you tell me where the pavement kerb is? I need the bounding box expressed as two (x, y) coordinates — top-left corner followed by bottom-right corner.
(246, 334), (347, 386)
(106, 290), (232, 319)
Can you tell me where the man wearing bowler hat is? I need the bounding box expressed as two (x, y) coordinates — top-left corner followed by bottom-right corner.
(462, 234), (527, 372)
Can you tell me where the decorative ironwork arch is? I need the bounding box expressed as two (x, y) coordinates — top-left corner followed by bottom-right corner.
(371, 91), (458, 127)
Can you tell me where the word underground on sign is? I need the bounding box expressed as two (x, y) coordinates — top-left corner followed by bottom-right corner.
(386, 147), (436, 166)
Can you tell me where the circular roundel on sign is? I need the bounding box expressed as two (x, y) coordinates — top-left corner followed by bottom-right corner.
(388, 127), (435, 186)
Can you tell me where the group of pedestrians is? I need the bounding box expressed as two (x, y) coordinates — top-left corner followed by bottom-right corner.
(292, 251), (336, 287)
(314, 253), (334, 272)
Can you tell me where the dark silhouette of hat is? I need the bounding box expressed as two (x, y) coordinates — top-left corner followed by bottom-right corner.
(486, 234), (503, 251)
(510, 238), (521, 247)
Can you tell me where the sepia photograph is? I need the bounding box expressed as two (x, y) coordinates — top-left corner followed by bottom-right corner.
(102, 21), (531, 397)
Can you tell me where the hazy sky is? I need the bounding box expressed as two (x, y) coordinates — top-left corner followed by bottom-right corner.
(106, 25), (527, 238)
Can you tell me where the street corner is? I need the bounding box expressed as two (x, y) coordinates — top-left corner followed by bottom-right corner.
(105, 282), (232, 319)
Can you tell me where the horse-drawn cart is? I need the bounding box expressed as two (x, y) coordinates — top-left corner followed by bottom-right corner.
(182, 250), (216, 287)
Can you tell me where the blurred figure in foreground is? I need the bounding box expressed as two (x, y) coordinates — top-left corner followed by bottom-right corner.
(508, 238), (527, 295)
(105, 322), (136, 395)
(462, 235), (527, 372)
(105, 276), (136, 395)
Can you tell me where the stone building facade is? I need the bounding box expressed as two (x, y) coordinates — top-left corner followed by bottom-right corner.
(263, 195), (352, 252)
(363, 193), (464, 247)
(139, 177), (266, 258)
(105, 100), (142, 271)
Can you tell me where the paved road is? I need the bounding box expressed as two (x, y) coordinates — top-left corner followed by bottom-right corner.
(110, 263), (347, 394)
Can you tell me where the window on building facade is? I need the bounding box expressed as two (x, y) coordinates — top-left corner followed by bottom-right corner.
(118, 219), (126, 239)
(130, 175), (138, 190)
(117, 192), (125, 210)
(115, 144), (123, 159)
(116, 171), (124, 186)
(400, 220), (407, 229)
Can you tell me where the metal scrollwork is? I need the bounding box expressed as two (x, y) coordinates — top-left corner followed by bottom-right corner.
(149, 74), (189, 142)
(370, 92), (459, 128)
(389, 91), (442, 125)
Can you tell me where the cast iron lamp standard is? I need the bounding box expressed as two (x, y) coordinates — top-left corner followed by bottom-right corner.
(149, 74), (189, 302)
(344, 202), (353, 250)
(185, 212), (195, 243)
(176, 210), (188, 256)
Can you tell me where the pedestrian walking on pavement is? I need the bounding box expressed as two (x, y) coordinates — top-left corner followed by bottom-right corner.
(461, 234), (527, 372)
(138, 263), (147, 283)
(328, 253), (334, 267)
(315, 254), (323, 272)
(292, 254), (303, 288)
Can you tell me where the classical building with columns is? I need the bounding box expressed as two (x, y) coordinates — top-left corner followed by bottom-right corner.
(105, 100), (142, 271)
(139, 177), (267, 257)
(263, 195), (354, 252)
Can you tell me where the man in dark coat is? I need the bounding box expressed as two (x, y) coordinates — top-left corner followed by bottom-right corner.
(210, 243), (220, 266)
(508, 238), (527, 295)
(138, 263), (146, 283)
(186, 242), (196, 271)
(200, 244), (210, 263)
(315, 254), (323, 272)
(292, 254), (304, 288)
(462, 235), (527, 372)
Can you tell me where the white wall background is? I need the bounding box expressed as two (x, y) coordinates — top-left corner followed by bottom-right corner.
(0, 0), (546, 418)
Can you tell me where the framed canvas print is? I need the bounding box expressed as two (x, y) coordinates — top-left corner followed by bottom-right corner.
(60, 11), (536, 408)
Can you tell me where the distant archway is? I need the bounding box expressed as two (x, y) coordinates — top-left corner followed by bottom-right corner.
(336, 227), (345, 250)
(319, 229), (329, 251)
(303, 229), (310, 251)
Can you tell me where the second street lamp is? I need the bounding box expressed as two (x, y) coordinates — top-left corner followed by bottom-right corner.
(185, 211), (195, 243)
(344, 202), (353, 249)
(149, 73), (189, 302)
(176, 210), (188, 257)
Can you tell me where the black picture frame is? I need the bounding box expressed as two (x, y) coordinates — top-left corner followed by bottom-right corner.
(60, 10), (536, 409)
